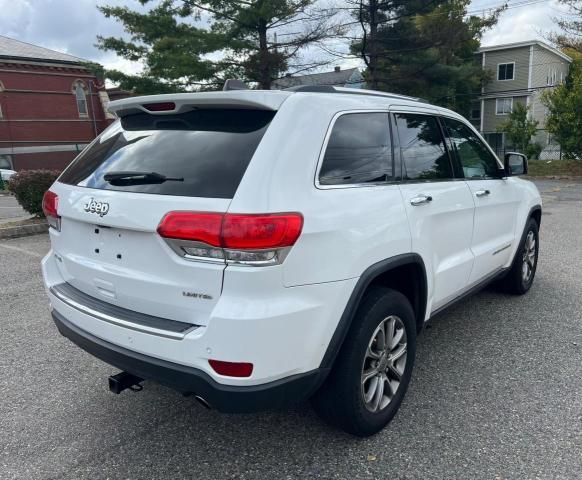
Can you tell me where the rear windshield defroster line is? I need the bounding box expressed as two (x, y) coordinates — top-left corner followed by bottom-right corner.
(59, 108), (276, 199)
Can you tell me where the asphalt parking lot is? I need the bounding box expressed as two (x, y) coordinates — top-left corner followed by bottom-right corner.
(0, 194), (30, 224)
(1, 180), (581, 480)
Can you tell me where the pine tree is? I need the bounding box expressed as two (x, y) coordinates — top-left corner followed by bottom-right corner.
(350, 1), (502, 116)
(98, 1), (224, 93)
(97, 0), (340, 93)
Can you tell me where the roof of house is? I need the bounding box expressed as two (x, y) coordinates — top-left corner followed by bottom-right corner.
(272, 67), (362, 89)
(0, 35), (86, 64)
(478, 40), (572, 63)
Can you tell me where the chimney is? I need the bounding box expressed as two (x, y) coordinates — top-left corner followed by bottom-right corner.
(334, 66), (341, 72)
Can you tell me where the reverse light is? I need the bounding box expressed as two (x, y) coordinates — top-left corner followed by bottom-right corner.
(208, 359), (253, 378)
(157, 212), (303, 266)
(42, 190), (61, 231)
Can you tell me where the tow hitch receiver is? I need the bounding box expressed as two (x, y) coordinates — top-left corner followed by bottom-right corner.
(108, 371), (144, 394)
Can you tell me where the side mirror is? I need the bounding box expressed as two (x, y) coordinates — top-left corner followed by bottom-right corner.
(504, 152), (528, 176)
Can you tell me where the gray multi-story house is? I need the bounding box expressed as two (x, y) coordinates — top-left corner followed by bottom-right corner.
(470, 40), (571, 157)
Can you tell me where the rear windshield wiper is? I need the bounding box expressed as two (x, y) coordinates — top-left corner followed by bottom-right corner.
(104, 171), (184, 186)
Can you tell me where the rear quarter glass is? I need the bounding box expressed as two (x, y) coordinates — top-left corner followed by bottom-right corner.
(58, 109), (275, 199)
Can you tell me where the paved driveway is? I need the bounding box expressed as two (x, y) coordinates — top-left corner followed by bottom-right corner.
(1, 180), (581, 479)
(0, 194), (29, 224)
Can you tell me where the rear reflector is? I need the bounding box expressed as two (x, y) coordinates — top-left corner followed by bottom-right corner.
(157, 212), (303, 250)
(208, 359), (253, 377)
(143, 102), (176, 112)
(42, 190), (60, 230)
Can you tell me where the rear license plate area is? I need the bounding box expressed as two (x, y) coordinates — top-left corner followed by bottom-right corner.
(91, 225), (128, 262)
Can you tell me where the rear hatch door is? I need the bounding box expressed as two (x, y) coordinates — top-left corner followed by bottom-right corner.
(51, 106), (275, 326)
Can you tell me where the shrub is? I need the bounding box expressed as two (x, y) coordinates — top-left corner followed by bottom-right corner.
(525, 142), (543, 160)
(7, 169), (61, 217)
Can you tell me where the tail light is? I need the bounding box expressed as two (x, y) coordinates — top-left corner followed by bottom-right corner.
(157, 212), (303, 266)
(42, 190), (60, 231)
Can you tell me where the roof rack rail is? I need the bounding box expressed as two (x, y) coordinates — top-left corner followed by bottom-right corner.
(284, 84), (424, 102)
(284, 85), (337, 93)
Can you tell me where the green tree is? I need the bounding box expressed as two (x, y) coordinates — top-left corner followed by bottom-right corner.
(550, 1), (582, 56)
(543, 60), (582, 160)
(97, 0), (339, 93)
(350, 0), (502, 116)
(189, 0), (340, 89)
(98, 1), (223, 93)
(496, 102), (540, 159)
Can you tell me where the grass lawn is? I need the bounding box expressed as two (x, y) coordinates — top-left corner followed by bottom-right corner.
(527, 160), (582, 177)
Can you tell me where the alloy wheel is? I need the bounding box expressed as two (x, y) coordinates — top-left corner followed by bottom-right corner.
(522, 230), (536, 283)
(361, 315), (407, 413)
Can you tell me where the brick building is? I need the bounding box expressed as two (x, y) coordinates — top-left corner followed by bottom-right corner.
(0, 35), (112, 171)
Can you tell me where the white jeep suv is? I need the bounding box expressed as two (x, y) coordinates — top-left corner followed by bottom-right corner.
(42, 85), (541, 436)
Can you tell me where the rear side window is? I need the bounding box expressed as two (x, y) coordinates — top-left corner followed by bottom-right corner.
(319, 113), (392, 185)
(59, 109), (275, 198)
(395, 113), (453, 181)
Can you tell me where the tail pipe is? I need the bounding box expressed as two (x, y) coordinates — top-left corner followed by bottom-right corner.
(108, 371), (144, 394)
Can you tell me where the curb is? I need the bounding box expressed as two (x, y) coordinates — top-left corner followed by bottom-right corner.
(0, 222), (48, 240)
(526, 175), (582, 180)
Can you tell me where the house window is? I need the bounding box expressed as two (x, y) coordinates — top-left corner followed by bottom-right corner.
(496, 97), (513, 115)
(74, 82), (88, 117)
(470, 107), (481, 120)
(497, 63), (515, 81)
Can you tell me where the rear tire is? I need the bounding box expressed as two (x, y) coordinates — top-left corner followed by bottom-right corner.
(312, 287), (416, 437)
(498, 218), (539, 295)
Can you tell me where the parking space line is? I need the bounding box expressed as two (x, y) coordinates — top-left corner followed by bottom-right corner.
(0, 243), (44, 258)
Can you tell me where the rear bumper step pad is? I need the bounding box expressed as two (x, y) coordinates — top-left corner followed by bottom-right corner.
(50, 282), (199, 340)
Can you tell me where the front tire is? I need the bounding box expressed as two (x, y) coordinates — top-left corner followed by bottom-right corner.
(312, 287), (416, 437)
(499, 218), (539, 295)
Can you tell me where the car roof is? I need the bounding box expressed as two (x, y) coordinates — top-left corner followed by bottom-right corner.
(108, 87), (462, 121)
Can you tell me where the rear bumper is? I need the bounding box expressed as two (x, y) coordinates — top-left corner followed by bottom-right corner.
(52, 309), (327, 413)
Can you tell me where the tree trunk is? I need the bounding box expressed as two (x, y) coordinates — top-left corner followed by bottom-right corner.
(258, 21), (271, 90)
(368, 0), (379, 90)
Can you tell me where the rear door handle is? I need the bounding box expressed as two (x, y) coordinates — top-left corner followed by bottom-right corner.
(475, 189), (491, 197)
(410, 195), (433, 206)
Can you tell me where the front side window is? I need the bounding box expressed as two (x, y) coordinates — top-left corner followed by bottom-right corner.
(498, 63), (514, 81)
(442, 118), (502, 179)
(74, 83), (88, 116)
(395, 113), (453, 181)
(319, 113), (392, 185)
(496, 97), (513, 115)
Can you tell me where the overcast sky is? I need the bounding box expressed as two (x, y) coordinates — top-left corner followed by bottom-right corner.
(0, 0), (572, 77)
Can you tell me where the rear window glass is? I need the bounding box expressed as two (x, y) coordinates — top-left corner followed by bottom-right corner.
(59, 109), (275, 198)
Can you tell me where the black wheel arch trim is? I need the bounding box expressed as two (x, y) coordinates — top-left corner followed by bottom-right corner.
(529, 204), (542, 226)
(319, 253), (427, 370)
(509, 204), (542, 267)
